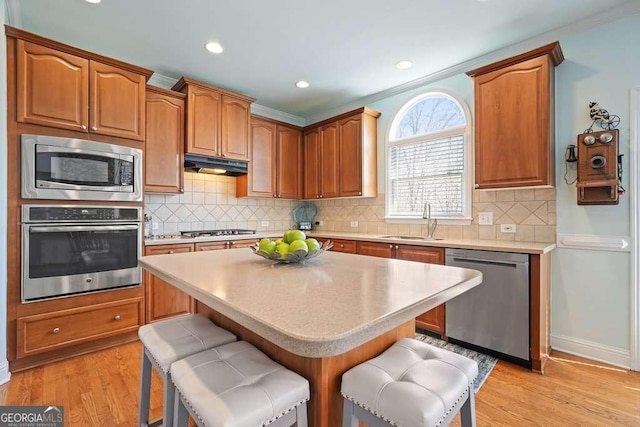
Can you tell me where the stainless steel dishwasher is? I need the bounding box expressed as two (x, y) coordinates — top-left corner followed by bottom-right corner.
(445, 248), (530, 362)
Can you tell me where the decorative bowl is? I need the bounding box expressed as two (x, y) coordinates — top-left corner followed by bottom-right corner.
(250, 240), (333, 264)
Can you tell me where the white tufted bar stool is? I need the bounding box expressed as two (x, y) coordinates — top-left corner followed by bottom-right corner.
(171, 341), (310, 427)
(341, 338), (478, 427)
(138, 314), (237, 427)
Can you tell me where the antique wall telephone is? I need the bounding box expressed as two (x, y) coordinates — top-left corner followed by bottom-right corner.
(565, 102), (623, 205)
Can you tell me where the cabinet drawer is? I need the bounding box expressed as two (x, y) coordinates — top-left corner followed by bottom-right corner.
(17, 298), (143, 358)
(329, 239), (356, 254)
(145, 243), (193, 255)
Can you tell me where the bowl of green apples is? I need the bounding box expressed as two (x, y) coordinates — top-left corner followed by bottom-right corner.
(251, 230), (332, 263)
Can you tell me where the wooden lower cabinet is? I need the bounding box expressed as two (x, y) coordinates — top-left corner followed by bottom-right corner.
(144, 244), (195, 322)
(195, 239), (259, 252)
(323, 239), (357, 254)
(17, 298), (143, 358)
(356, 241), (446, 335)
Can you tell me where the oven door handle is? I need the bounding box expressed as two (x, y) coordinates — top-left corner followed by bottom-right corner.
(29, 225), (139, 233)
(35, 180), (131, 192)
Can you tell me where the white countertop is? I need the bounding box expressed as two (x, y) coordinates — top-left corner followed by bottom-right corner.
(144, 231), (281, 246)
(138, 248), (482, 357)
(307, 231), (556, 254)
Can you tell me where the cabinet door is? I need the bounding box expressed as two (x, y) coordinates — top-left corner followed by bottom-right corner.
(339, 115), (363, 197)
(194, 241), (230, 251)
(303, 128), (320, 199)
(228, 239), (259, 249)
(276, 126), (302, 199)
(356, 241), (394, 258)
(321, 122), (340, 198)
(185, 86), (221, 156)
(17, 40), (89, 131)
(89, 61), (146, 141)
(144, 244), (195, 322)
(145, 89), (185, 193)
(328, 239), (357, 254)
(242, 118), (276, 197)
(221, 95), (251, 161)
(474, 55), (551, 188)
(395, 245), (446, 335)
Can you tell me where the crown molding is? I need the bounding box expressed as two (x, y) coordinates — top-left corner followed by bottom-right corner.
(250, 104), (305, 127)
(5, 0), (22, 27)
(304, 0), (640, 124)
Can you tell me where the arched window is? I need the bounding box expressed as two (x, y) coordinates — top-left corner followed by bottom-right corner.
(386, 92), (472, 221)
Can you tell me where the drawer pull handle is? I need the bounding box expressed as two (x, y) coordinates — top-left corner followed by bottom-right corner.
(389, 244), (393, 248)
(91, 126), (97, 131)
(395, 245), (399, 249)
(114, 315), (121, 321)
(81, 124), (87, 130)
(168, 250), (174, 254)
(340, 244), (344, 248)
(52, 327), (60, 334)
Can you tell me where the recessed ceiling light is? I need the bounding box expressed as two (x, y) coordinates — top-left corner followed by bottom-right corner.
(396, 60), (413, 70)
(295, 81), (310, 89)
(204, 42), (224, 54)
(85, 0), (101, 3)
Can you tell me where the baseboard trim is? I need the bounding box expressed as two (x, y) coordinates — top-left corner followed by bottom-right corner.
(551, 334), (630, 369)
(0, 360), (11, 385)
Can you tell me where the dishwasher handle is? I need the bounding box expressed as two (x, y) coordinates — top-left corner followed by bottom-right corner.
(450, 257), (524, 268)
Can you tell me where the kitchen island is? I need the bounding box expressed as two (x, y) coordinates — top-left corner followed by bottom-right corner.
(139, 248), (482, 427)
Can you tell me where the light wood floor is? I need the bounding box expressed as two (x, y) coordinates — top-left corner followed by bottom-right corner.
(0, 342), (638, 426)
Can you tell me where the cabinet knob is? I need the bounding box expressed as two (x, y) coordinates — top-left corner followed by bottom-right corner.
(358, 192), (362, 196)
(277, 195), (281, 198)
(180, 188), (184, 193)
(222, 153), (226, 157)
(80, 124), (87, 130)
(340, 244), (345, 248)
(395, 245), (399, 249)
(389, 244), (393, 248)
(52, 327), (60, 334)
(230, 241), (235, 246)
(319, 195), (323, 198)
(168, 250), (174, 254)
(114, 315), (121, 321)
(91, 126), (97, 131)
(474, 184), (480, 189)
(273, 194), (277, 198)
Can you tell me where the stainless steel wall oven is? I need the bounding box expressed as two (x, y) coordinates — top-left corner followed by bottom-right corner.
(21, 134), (143, 202)
(21, 205), (142, 302)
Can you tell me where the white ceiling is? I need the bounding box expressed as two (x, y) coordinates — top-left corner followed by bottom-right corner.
(10, 0), (638, 120)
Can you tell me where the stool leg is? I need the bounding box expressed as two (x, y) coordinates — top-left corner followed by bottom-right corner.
(162, 371), (176, 427)
(460, 387), (476, 427)
(174, 394), (189, 427)
(139, 348), (152, 427)
(295, 402), (308, 427)
(342, 399), (358, 427)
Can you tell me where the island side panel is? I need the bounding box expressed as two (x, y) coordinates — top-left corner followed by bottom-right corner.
(531, 252), (551, 374)
(196, 301), (415, 427)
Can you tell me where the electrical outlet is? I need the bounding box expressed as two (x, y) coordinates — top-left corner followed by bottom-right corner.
(260, 221), (269, 227)
(350, 221), (358, 228)
(478, 212), (493, 225)
(500, 224), (516, 233)
(315, 220), (324, 226)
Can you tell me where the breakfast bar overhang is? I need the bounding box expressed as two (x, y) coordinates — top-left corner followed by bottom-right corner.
(139, 248), (482, 427)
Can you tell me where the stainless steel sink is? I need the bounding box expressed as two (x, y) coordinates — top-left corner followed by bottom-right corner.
(378, 235), (444, 241)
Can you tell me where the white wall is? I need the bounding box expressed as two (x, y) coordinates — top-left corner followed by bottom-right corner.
(551, 13), (639, 367)
(0, 0), (10, 383)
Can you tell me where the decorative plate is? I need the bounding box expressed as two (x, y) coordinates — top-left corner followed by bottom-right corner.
(251, 240), (333, 263)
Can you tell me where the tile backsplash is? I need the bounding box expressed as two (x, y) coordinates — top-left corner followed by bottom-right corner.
(311, 188), (556, 243)
(144, 172), (556, 243)
(143, 172), (296, 235)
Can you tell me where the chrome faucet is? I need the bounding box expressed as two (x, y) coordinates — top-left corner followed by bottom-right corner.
(422, 202), (438, 239)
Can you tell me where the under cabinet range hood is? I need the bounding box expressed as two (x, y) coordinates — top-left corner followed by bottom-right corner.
(184, 154), (248, 176)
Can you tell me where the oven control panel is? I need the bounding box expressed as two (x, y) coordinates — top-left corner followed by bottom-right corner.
(23, 205), (142, 223)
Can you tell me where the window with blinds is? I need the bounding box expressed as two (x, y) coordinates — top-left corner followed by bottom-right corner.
(387, 92), (470, 220)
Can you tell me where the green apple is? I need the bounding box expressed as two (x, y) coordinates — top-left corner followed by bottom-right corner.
(276, 242), (290, 260)
(288, 239), (309, 255)
(283, 230), (295, 244)
(305, 238), (321, 252)
(275, 238), (284, 245)
(288, 230), (306, 243)
(258, 238), (276, 255)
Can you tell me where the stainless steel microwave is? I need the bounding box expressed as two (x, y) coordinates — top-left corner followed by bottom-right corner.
(21, 134), (143, 202)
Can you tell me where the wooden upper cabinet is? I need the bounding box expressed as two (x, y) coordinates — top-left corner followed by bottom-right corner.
(145, 86), (185, 194)
(221, 95), (251, 161)
(276, 126), (303, 199)
(237, 116), (301, 199)
(17, 40), (89, 131)
(237, 117), (277, 197)
(173, 77), (254, 161)
(467, 42), (564, 189)
(90, 61), (146, 140)
(11, 28), (152, 141)
(321, 123), (340, 198)
(303, 107), (379, 199)
(303, 128), (320, 199)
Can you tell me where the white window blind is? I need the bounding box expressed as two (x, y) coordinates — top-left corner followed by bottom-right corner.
(389, 134), (464, 216)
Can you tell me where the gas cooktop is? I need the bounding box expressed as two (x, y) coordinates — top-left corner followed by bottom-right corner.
(180, 229), (257, 238)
